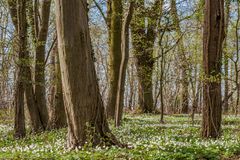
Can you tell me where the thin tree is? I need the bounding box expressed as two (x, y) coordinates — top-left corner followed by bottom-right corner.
(170, 0), (189, 114)
(223, 0), (231, 113)
(106, 0), (123, 119)
(115, 1), (134, 127)
(47, 39), (67, 129)
(234, 1), (240, 115)
(27, 0), (52, 129)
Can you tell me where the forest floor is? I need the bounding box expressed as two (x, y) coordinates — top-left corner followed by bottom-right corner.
(0, 111), (240, 159)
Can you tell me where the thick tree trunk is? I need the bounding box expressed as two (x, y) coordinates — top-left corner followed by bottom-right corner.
(202, 0), (224, 138)
(8, 0), (44, 133)
(131, 0), (160, 113)
(24, 65), (44, 132)
(14, 0), (27, 139)
(138, 71), (153, 112)
(171, 0), (189, 114)
(106, 0), (123, 119)
(48, 41), (67, 129)
(55, 0), (122, 148)
(14, 71), (26, 139)
(34, 0), (51, 129)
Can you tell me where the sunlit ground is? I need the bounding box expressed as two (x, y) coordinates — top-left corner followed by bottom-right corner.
(0, 111), (240, 159)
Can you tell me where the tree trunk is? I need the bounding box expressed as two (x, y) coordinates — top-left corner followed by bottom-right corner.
(131, 0), (160, 113)
(171, 0), (189, 114)
(48, 41), (67, 129)
(8, 0), (44, 133)
(14, 0), (28, 139)
(159, 49), (164, 123)
(223, 0), (231, 113)
(55, 0), (122, 149)
(127, 64), (134, 110)
(115, 2), (134, 127)
(202, 0), (224, 138)
(106, 0), (123, 119)
(34, 0), (51, 129)
(190, 67), (200, 125)
(235, 1), (240, 116)
(14, 70), (26, 139)
(24, 64), (44, 132)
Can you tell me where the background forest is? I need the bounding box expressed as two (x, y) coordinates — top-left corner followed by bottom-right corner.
(0, 0), (240, 159)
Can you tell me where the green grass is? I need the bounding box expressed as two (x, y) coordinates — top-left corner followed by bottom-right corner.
(0, 114), (240, 159)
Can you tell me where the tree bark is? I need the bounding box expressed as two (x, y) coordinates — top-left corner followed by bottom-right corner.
(159, 48), (165, 123)
(234, 1), (240, 116)
(48, 40), (67, 129)
(55, 0), (122, 148)
(8, 0), (43, 133)
(127, 63), (135, 110)
(115, 2), (134, 127)
(14, 0), (28, 139)
(202, 0), (224, 138)
(24, 64), (44, 132)
(106, 0), (123, 119)
(34, 0), (51, 129)
(25, 0), (52, 130)
(223, 0), (231, 113)
(131, 0), (160, 113)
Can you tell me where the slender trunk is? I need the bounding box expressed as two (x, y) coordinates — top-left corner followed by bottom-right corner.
(115, 2), (134, 127)
(48, 41), (67, 129)
(159, 50), (164, 123)
(34, 0), (51, 129)
(127, 66), (134, 110)
(106, 0), (123, 119)
(171, 0), (189, 114)
(235, 1), (240, 116)
(49, 48), (56, 119)
(199, 84), (203, 113)
(153, 58), (160, 111)
(191, 68), (199, 125)
(230, 63), (234, 112)
(223, 0), (231, 113)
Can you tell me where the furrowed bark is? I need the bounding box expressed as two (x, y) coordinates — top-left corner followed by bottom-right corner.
(55, 0), (123, 148)
(202, 0), (224, 138)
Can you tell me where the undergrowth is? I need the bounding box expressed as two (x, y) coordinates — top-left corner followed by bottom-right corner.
(0, 114), (240, 159)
